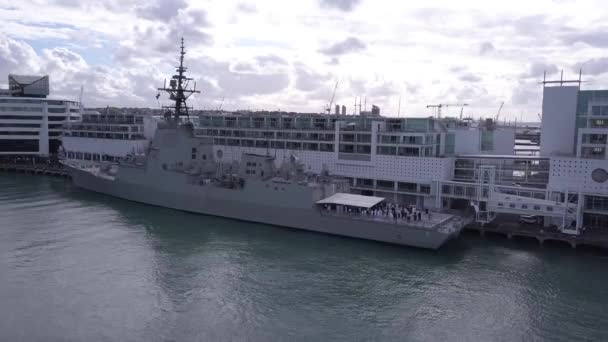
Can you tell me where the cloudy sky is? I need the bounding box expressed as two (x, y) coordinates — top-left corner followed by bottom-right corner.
(1, 0), (608, 120)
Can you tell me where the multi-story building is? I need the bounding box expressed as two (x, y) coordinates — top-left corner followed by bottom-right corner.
(61, 109), (158, 166)
(0, 75), (81, 158)
(195, 111), (515, 209)
(192, 89), (607, 235)
(539, 82), (608, 231)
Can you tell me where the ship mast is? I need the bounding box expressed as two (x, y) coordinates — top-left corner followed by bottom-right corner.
(157, 37), (200, 125)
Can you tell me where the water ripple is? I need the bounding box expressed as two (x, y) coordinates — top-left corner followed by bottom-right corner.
(1, 174), (608, 341)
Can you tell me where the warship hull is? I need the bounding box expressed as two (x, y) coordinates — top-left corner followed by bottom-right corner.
(68, 166), (460, 250)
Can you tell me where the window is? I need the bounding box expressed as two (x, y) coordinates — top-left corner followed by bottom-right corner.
(0, 123), (39, 128)
(0, 131), (38, 135)
(0, 115), (42, 120)
(481, 131), (494, 151)
(591, 105), (608, 116)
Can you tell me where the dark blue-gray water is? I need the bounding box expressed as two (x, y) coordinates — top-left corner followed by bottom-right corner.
(1, 174), (607, 341)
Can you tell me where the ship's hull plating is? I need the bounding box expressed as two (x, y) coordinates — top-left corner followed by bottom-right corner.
(68, 166), (459, 250)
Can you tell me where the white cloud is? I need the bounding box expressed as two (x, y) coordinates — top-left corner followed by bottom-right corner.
(1, 0), (608, 119)
(318, 0), (361, 12)
(319, 37), (366, 56)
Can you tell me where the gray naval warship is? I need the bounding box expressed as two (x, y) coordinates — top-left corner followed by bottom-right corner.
(64, 40), (467, 249)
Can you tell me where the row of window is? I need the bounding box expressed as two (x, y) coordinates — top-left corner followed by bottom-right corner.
(81, 117), (143, 124)
(211, 138), (439, 156)
(376, 146), (434, 157)
(0, 115), (43, 120)
(582, 133), (608, 144)
(68, 125), (139, 132)
(0, 107), (43, 112)
(339, 144), (371, 154)
(0, 123), (40, 128)
(353, 178), (431, 194)
(202, 129), (440, 146)
(591, 105), (608, 116)
(339, 134), (372, 143)
(580, 146), (606, 159)
(583, 213), (608, 229)
(0, 131), (38, 136)
(65, 132), (145, 140)
(378, 135), (434, 145)
(201, 117), (337, 130)
(212, 138), (334, 152)
(0, 139), (38, 152)
(66, 151), (121, 162)
(48, 116), (68, 121)
(589, 119), (608, 128)
(200, 129), (335, 141)
(585, 195), (608, 211)
(497, 202), (554, 212)
(0, 99), (74, 105)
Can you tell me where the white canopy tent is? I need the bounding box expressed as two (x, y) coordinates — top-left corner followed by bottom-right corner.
(316, 193), (385, 209)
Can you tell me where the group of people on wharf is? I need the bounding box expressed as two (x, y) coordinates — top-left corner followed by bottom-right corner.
(324, 202), (432, 223)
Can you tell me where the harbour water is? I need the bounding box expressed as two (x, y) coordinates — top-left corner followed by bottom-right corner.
(1, 174), (607, 341)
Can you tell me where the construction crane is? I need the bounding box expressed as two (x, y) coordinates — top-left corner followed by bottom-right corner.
(325, 81), (339, 114)
(495, 101), (504, 121)
(426, 103), (468, 119)
(217, 96), (225, 111)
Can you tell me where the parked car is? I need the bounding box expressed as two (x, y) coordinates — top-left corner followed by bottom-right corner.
(519, 215), (540, 224)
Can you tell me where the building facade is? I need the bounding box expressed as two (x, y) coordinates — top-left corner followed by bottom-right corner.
(61, 109), (158, 165)
(195, 112), (516, 209)
(0, 75), (81, 157)
(540, 83), (608, 231)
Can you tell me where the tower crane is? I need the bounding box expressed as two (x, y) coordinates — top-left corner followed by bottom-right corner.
(426, 103), (468, 119)
(325, 81), (339, 114)
(495, 101), (504, 121)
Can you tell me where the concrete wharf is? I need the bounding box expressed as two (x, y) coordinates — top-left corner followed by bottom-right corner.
(0, 163), (69, 178)
(465, 222), (608, 250)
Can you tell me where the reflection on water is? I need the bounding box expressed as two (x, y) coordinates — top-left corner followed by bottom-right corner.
(1, 174), (607, 341)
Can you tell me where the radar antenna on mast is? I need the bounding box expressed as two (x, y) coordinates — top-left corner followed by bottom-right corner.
(157, 37), (200, 125)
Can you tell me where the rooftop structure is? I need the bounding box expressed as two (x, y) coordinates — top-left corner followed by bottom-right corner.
(6, 75), (50, 98)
